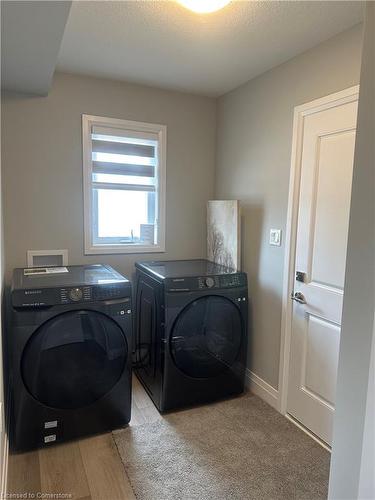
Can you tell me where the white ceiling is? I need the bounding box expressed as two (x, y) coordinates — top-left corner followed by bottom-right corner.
(58, 0), (364, 97)
(1, 1), (71, 95)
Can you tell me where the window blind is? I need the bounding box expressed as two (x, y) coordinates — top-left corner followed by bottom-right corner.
(91, 126), (158, 181)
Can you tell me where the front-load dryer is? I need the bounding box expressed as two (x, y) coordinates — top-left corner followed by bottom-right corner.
(8, 264), (132, 451)
(134, 259), (248, 412)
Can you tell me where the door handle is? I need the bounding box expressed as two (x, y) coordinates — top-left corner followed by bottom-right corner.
(291, 292), (306, 304)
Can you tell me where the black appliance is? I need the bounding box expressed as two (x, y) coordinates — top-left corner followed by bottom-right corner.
(134, 259), (248, 411)
(9, 264), (132, 451)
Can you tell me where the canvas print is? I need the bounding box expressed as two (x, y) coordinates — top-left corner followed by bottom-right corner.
(207, 200), (240, 270)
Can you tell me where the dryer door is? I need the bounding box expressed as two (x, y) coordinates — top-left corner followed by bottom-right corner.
(21, 310), (127, 409)
(170, 296), (242, 378)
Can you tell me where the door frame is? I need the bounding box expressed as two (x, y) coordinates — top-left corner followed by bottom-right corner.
(278, 85), (360, 419)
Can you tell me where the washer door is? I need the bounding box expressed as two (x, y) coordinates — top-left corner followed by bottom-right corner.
(22, 310), (127, 409)
(170, 296), (242, 378)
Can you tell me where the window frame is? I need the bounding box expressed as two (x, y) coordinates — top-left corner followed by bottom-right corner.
(82, 114), (166, 255)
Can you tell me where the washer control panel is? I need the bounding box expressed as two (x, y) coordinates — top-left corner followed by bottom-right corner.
(60, 286), (91, 304)
(59, 284), (128, 304)
(11, 265), (131, 308)
(69, 288), (83, 302)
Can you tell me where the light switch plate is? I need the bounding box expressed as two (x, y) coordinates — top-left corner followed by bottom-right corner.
(270, 229), (281, 246)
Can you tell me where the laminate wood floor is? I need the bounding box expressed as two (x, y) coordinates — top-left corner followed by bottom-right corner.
(7, 376), (158, 500)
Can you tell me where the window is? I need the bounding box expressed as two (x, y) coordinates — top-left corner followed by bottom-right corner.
(82, 115), (166, 254)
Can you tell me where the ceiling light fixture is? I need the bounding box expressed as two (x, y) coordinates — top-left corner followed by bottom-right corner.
(177, 0), (231, 14)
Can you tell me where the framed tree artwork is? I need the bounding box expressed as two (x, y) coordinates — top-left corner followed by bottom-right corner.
(207, 200), (241, 270)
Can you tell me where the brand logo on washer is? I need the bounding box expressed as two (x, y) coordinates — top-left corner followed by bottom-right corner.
(24, 290), (42, 295)
(172, 279), (185, 282)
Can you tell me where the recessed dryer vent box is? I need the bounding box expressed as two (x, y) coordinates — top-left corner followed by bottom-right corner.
(27, 249), (68, 268)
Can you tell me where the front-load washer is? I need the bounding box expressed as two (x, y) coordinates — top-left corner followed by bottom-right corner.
(134, 259), (248, 411)
(8, 264), (132, 451)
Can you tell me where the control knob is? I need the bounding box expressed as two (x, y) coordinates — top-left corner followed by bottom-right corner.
(205, 277), (215, 288)
(69, 287), (83, 302)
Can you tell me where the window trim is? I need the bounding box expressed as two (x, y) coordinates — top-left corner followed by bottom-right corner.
(82, 114), (166, 255)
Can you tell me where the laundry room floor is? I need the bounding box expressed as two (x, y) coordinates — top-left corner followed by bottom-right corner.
(7, 378), (330, 500)
(7, 377), (150, 500)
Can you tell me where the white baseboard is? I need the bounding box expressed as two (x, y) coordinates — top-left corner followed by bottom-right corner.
(245, 369), (279, 410)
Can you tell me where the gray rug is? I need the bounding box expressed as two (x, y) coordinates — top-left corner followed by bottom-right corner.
(113, 394), (330, 500)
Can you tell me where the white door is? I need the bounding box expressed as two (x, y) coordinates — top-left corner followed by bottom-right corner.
(287, 89), (358, 445)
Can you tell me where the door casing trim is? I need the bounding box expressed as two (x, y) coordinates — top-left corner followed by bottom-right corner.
(278, 85), (360, 416)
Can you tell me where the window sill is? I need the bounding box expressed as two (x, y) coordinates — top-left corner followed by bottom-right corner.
(84, 243), (166, 255)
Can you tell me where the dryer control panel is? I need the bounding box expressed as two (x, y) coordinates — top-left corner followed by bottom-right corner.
(165, 272), (247, 292)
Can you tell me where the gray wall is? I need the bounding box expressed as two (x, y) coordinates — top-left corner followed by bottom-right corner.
(1, 72), (216, 282)
(1, 25), (365, 394)
(215, 24), (363, 388)
(329, 3), (374, 498)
